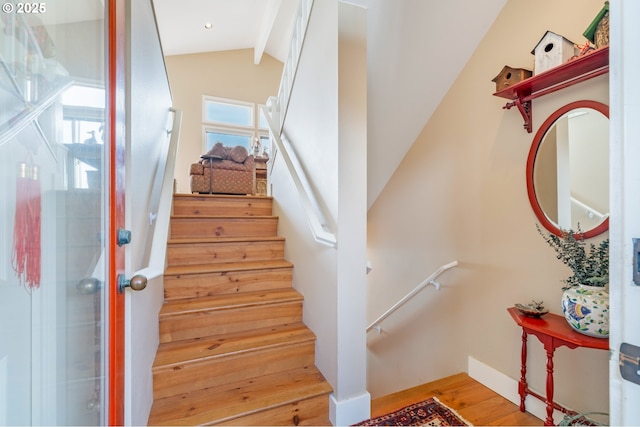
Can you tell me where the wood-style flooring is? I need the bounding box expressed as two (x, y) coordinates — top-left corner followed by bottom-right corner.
(369, 373), (542, 426)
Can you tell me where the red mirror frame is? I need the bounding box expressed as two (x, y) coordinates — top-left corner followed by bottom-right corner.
(526, 100), (609, 239)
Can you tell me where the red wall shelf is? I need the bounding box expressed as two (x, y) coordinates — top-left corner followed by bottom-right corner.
(493, 46), (609, 133)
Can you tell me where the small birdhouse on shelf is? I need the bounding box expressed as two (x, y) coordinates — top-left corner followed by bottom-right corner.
(491, 66), (532, 93)
(583, 1), (609, 49)
(531, 31), (578, 75)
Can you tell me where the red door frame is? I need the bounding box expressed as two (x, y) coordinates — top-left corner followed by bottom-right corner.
(108, 0), (126, 424)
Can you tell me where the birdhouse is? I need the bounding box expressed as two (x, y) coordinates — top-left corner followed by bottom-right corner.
(492, 66), (532, 93)
(583, 1), (609, 48)
(531, 31), (578, 75)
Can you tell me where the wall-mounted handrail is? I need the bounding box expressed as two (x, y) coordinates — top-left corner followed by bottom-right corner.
(85, 109), (182, 284)
(570, 196), (608, 221)
(366, 261), (459, 333)
(134, 108), (182, 280)
(260, 0), (335, 247)
(261, 102), (336, 248)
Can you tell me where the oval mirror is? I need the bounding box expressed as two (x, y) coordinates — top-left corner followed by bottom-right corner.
(526, 100), (609, 239)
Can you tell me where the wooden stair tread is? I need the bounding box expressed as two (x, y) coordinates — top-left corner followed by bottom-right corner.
(153, 194), (330, 425)
(171, 214), (278, 220)
(153, 323), (315, 368)
(160, 288), (303, 317)
(173, 193), (273, 201)
(164, 259), (294, 276)
(167, 236), (285, 244)
(148, 366), (332, 426)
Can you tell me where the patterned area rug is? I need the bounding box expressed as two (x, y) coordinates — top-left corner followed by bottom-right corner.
(353, 396), (472, 426)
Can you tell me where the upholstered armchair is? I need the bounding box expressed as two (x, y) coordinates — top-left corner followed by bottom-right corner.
(189, 143), (255, 195)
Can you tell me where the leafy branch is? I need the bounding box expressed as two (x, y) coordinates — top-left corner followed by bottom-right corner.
(536, 224), (609, 290)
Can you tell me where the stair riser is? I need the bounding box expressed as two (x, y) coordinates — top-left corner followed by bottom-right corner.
(159, 302), (303, 343)
(153, 342), (316, 400)
(167, 240), (285, 266)
(170, 218), (278, 239)
(216, 393), (330, 426)
(148, 368), (332, 426)
(164, 268), (293, 300)
(173, 196), (273, 217)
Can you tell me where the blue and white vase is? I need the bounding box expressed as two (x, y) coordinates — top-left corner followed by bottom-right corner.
(561, 284), (609, 338)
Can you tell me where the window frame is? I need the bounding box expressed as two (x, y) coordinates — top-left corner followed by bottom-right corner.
(201, 96), (270, 156)
(202, 95), (255, 128)
(202, 125), (255, 152)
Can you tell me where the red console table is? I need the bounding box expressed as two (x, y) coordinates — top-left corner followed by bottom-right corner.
(507, 307), (609, 426)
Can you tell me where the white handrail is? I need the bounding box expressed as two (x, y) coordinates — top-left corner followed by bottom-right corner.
(88, 109), (182, 283)
(261, 102), (336, 248)
(366, 261), (459, 333)
(134, 109), (182, 280)
(569, 196), (608, 220)
(260, 0), (335, 247)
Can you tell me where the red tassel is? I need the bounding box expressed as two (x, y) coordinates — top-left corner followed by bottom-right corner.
(11, 162), (29, 287)
(27, 164), (41, 289)
(11, 161), (41, 290)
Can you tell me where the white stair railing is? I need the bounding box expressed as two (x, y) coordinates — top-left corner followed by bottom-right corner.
(135, 108), (182, 280)
(261, 101), (336, 248)
(262, 0), (336, 247)
(86, 109), (182, 283)
(367, 261), (459, 333)
(276, 0), (314, 131)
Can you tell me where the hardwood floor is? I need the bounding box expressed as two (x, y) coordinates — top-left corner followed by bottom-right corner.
(369, 373), (543, 426)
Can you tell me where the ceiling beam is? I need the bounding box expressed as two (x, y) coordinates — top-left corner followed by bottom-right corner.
(254, 0), (282, 64)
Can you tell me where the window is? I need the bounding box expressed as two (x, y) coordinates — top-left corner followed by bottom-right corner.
(62, 85), (105, 145)
(62, 83), (106, 189)
(203, 96), (270, 157)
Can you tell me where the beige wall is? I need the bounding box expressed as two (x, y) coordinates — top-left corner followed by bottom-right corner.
(366, 0), (609, 417)
(165, 49), (283, 193)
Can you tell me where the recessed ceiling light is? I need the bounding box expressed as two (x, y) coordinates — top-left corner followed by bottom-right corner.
(204, 22), (212, 29)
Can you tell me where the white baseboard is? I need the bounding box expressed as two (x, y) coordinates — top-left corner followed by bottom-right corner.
(468, 356), (565, 425)
(329, 391), (371, 426)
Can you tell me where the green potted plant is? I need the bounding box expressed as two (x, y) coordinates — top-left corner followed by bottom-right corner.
(537, 225), (609, 338)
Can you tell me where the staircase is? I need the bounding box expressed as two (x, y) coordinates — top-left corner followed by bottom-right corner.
(148, 194), (332, 426)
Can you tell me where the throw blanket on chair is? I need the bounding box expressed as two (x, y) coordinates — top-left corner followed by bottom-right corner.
(190, 143), (255, 195)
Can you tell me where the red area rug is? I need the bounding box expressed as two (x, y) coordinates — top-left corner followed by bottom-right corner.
(353, 396), (472, 426)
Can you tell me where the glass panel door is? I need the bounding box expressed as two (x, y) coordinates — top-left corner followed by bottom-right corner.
(0, 1), (108, 424)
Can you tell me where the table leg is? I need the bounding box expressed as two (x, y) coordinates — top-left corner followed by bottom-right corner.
(518, 329), (528, 412)
(544, 346), (555, 426)
(208, 162), (213, 194)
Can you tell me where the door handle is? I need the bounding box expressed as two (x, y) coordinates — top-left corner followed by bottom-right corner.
(76, 277), (102, 295)
(117, 274), (147, 293)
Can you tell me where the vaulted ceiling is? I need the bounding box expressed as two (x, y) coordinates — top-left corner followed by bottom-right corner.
(152, 0), (298, 64)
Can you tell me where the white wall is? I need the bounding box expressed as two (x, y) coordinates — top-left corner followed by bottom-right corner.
(609, 1), (640, 424)
(269, 0), (369, 424)
(366, 0), (610, 417)
(357, 0), (507, 209)
(125, 0), (173, 425)
(333, 2), (369, 424)
(273, 0), (340, 388)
